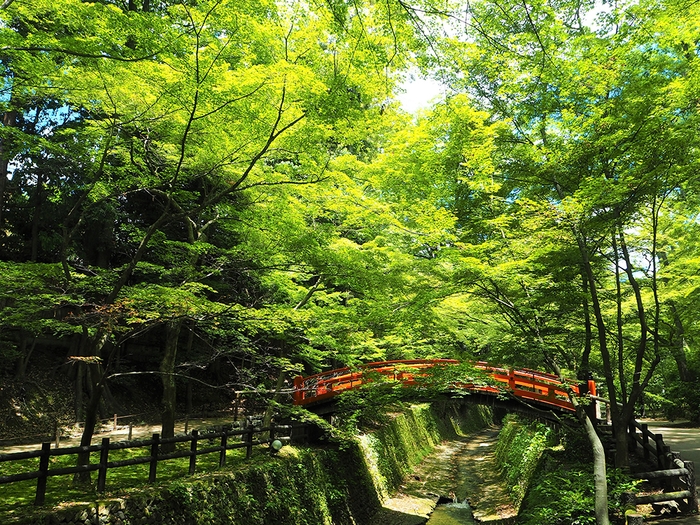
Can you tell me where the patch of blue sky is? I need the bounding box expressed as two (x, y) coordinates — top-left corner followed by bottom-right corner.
(25, 105), (80, 137)
(0, 74), (11, 104)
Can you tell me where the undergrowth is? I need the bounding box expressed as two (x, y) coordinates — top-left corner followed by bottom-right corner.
(499, 416), (642, 525)
(519, 451), (641, 525)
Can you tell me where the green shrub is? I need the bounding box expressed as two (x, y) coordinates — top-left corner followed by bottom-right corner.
(657, 379), (700, 422)
(334, 378), (407, 432)
(519, 455), (642, 525)
(495, 415), (642, 524)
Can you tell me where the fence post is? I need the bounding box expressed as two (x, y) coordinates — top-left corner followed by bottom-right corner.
(189, 429), (198, 475)
(97, 437), (110, 493)
(269, 422), (276, 443)
(621, 491), (636, 516)
(34, 442), (51, 506)
(655, 434), (665, 470)
(149, 433), (160, 483)
(685, 460), (698, 512)
(128, 422), (133, 441)
(669, 451), (683, 492)
(245, 423), (253, 458)
(641, 424), (650, 461)
(113, 414), (117, 431)
(219, 431), (228, 467)
(663, 445), (672, 470)
(53, 420), (60, 449)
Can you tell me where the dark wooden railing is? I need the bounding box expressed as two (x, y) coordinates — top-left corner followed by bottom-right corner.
(625, 421), (698, 513)
(0, 423), (295, 506)
(293, 359), (592, 413)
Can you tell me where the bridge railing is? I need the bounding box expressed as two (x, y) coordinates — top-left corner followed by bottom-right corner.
(475, 363), (586, 412)
(293, 359), (588, 413)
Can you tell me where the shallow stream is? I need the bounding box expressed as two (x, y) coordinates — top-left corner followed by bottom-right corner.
(425, 501), (476, 524)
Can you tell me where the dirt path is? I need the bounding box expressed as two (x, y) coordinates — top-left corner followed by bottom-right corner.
(367, 427), (516, 525)
(0, 417), (237, 455)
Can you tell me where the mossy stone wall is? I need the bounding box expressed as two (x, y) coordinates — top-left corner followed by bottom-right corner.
(359, 401), (493, 499)
(493, 414), (558, 507)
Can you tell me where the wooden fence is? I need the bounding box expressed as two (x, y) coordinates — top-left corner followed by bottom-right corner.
(625, 420), (698, 512)
(0, 423), (297, 506)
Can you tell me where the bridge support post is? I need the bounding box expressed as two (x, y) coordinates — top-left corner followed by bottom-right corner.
(578, 379), (598, 429)
(293, 376), (304, 404)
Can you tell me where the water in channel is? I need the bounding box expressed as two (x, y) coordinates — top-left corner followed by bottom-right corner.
(425, 500), (477, 525)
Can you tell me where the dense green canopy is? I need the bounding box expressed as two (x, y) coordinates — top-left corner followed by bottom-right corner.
(2, 0), (700, 517)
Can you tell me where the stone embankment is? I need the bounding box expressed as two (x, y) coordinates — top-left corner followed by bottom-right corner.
(28, 500), (130, 525)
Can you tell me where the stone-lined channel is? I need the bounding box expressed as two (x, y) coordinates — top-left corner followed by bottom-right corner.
(368, 428), (516, 525)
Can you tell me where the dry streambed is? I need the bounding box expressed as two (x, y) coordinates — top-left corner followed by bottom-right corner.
(368, 428), (516, 525)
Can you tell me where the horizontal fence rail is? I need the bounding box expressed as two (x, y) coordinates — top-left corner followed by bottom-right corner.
(584, 395), (698, 516)
(0, 423), (297, 506)
(293, 359), (590, 413)
(625, 420), (699, 513)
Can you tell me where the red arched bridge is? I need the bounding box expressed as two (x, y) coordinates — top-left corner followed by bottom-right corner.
(293, 359), (596, 413)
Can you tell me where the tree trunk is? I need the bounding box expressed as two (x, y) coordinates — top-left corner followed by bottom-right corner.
(554, 358), (610, 525)
(160, 319), (182, 452)
(576, 235), (628, 468)
(30, 171), (44, 261)
(74, 360), (84, 422)
(578, 273), (593, 379)
(14, 334), (36, 380)
(74, 330), (109, 484)
(0, 107), (17, 230)
(668, 301), (690, 382)
(262, 368), (286, 433)
(580, 406), (610, 525)
(185, 325), (194, 415)
(186, 380), (193, 416)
